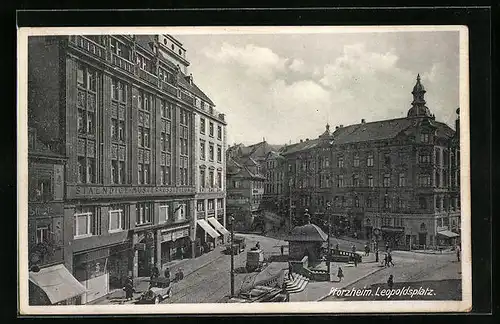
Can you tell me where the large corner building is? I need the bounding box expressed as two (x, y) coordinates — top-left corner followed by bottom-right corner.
(27, 34), (228, 304)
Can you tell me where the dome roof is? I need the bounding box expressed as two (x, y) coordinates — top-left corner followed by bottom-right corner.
(286, 223), (328, 242)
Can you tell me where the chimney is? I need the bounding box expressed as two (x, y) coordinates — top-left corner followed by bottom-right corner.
(300, 139), (303, 143)
(335, 126), (339, 130)
(306, 138), (309, 141)
(340, 125), (344, 128)
(361, 119), (365, 124)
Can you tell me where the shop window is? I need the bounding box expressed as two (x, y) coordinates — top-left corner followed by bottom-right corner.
(159, 205), (169, 224)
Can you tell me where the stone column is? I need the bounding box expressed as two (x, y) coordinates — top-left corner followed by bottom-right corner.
(189, 199), (196, 258)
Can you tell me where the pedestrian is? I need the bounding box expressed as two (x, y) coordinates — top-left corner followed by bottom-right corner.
(456, 246), (461, 262)
(351, 244), (356, 253)
(164, 267), (170, 280)
(256, 241), (261, 250)
(385, 242), (389, 252)
(123, 276), (134, 301)
(150, 264), (159, 280)
(280, 245), (284, 255)
(387, 274), (394, 289)
(335, 243), (339, 254)
(383, 253), (388, 267)
(375, 249), (379, 263)
(337, 267), (344, 282)
(288, 262), (293, 280)
(388, 253), (395, 267)
(364, 243), (369, 256)
(353, 255), (358, 267)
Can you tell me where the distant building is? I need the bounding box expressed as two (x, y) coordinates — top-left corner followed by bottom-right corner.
(27, 34), (227, 304)
(277, 75), (461, 249)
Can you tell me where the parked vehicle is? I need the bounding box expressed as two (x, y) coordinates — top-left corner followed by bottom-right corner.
(245, 248), (265, 272)
(226, 236), (246, 255)
(136, 277), (172, 304)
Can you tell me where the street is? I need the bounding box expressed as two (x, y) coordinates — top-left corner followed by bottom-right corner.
(322, 250), (462, 301)
(164, 233), (287, 303)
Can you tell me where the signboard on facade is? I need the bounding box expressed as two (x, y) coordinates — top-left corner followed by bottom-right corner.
(28, 203), (64, 217)
(67, 185), (196, 199)
(161, 227), (189, 242)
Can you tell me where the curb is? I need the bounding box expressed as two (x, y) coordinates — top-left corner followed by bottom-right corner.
(315, 266), (386, 301)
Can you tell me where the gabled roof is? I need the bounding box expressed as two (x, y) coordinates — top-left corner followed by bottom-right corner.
(331, 118), (414, 145)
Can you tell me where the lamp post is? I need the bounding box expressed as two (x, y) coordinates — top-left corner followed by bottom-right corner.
(230, 215), (235, 297)
(288, 178), (293, 232)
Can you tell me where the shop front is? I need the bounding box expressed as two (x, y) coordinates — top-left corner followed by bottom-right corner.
(107, 243), (132, 290)
(436, 228), (460, 246)
(196, 219), (220, 251)
(29, 263), (86, 305)
(207, 217), (230, 244)
(381, 226), (405, 249)
(73, 248), (111, 304)
(160, 225), (191, 266)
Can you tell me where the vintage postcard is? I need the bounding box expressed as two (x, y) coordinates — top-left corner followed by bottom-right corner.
(17, 26), (471, 314)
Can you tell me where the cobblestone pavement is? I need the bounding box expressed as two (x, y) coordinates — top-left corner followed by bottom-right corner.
(322, 251), (462, 301)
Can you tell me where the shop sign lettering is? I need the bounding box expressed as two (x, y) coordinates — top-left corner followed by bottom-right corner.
(72, 185), (195, 197)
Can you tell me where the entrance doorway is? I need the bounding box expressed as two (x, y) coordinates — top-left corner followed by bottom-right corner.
(418, 233), (427, 245)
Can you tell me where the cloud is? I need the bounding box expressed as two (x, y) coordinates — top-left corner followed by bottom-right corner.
(288, 58), (305, 73)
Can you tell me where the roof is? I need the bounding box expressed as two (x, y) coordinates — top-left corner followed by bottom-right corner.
(177, 71), (215, 106)
(134, 35), (155, 54)
(286, 223), (328, 242)
(281, 139), (320, 155)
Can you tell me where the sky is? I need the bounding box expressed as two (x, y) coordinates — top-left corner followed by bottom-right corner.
(176, 30), (461, 146)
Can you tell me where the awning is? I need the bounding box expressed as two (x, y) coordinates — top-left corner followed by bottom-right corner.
(197, 219), (220, 239)
(207, 217), (230, 236)
(29, 264), (86, 304)
(437, 230), (460, 238)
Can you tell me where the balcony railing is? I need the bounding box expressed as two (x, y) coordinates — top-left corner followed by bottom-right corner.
(138, 67), (159, 86)
(160, 80), (178, 96)
(71, 36), (106, 59)
(111, 53), (134, 74)
(180, 92), (194, 105)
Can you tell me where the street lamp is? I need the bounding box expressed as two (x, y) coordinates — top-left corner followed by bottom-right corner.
(230, 215), (235, 297)
(326, 202), (332, 274)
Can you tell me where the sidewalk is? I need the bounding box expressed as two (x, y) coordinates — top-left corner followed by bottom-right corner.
(289, 252), (384, 302)
(89, 245), (227, 305)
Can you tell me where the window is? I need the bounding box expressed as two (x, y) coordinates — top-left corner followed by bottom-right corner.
(217, 145), (222, 163)
(197, 201), (205, 212)
(200, 169), (206, 188)
(74, 207), (98, 238)
(435, 171), (441, 187)
(419, 197), (427, 209)
(384, 196), (390, 209)
(384, 154), (391, 166)
(337, 156), (344, 168)
(354, 196), (360, 208)
(353, 155), (360, 167)
(233, 181), (240, 188)
(200, 118), (205, 134)
(341, 197), (346, 208)
(217, 198), (223, 210)
(175, 204), (186, 221)
(336, 175), (344, 188)
(36, 226), (50, 244)
(159, 205), (169, 224)
(419, 175), (431, 187)
(77, 157), (96, 184)
(136, 54), (153, 74)
(367, 153), (374, 167)
(383, 174), (390, 187)
(208, 199), (214, 210)
(180, 157), (189, 186)
(366, 197), (373, 208)
(136, 203), (152, 225)
(367, 175), (374, 188)
(217, 171), (222, 188)
(209, 122), (214, 137)
(200, 140), (206, 160)
(398, 173), (406, 187)
(34, 178), (52, 202)
(209, 143), (214, 161)
(435, 148), (441, 165)
(352, 174), (360, 187)
(108, 207), (126, 232)
(77, 64), (96, 92)
(209, 170), (215, 188)
(217, 125), (222, 140)
(398, 198), (405, 209)
(110, 37), (131, 60)
(420, 133), (430, 143)
(419, 152), (431, 163)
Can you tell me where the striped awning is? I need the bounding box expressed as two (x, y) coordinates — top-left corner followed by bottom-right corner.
(197, 219), (220, 239)
(207, 217), (230, 236)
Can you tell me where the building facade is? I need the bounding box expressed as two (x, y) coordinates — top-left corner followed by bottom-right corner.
(27, 34), (227, 304)
(277, 76), (460, 249)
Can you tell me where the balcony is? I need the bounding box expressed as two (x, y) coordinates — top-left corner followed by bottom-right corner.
(138, 67), (159, 86)
(160, 80), (178, 96)
(111, 53), (134, 74)
(70, 35), (106, 60)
